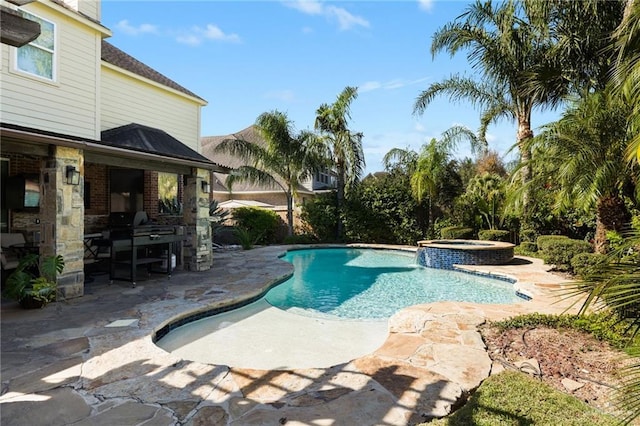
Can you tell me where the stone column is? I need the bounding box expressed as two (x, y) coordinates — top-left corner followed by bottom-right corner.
(183, 167), (212, 271)
(41, 146), (85, 299)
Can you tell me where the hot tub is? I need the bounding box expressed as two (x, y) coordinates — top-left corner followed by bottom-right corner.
(416, 239), (515, 269)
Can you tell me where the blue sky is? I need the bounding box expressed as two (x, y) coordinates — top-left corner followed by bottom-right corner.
(102, 0), (560, 175)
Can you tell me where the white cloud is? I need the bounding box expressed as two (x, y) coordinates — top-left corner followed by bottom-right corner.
(264, 89), (296, 102)
(302, 26), (314, 34)
(359, 81), (382, 93)
(176, 24), (241, 46)
(284, 1), (369, 31)
(418, 0), (434, 12)
(116, 20), (158, 36)
(359, 76), (430, 93)
(326, 5), (370, 31)
(285, 0), (324, 15)
(414, 122), (426, 132)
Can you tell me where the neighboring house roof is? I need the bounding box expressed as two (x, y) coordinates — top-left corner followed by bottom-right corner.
(101, 123), (221, 166)
(201, 125), (314, 194)
(218, 199), (275, 209)
(101, 41), (205, 102)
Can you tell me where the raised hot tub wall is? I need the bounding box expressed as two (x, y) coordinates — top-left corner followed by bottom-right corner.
(416, 240), (514, 269)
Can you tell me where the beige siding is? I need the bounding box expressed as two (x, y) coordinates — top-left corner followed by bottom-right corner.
(79, 0), (100, 21)
(0, 2), (100, 139)
(100, 66), (202, 150)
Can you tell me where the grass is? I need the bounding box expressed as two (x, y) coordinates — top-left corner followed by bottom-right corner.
(424, 371), (617, 426)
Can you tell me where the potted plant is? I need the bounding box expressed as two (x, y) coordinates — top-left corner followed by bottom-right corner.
(3, 253), (64, 309)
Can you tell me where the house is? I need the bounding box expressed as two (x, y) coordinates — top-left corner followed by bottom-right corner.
(201, 125), (336, 229)
(0, 0), (225, 297)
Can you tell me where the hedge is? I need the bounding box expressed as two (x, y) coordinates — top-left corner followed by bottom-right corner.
(519, 241), (538, 253)
(539, 237), (592, 271)
(232, 207), (283, 245)
(570, 253), (608, 278)
(478, 229), (511, 242)
(440, 226), (474, 239)
(536, 235), (570, 252)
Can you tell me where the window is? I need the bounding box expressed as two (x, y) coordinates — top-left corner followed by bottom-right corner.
(110, 169), (143, 212)
(158, 172), (180, 214)
(15, 11), (56, 81)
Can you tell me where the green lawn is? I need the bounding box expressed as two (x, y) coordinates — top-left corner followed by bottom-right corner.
(424, 371), (617, 426)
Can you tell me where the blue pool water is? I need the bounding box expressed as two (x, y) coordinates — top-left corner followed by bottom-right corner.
(265, 248), (520, 319)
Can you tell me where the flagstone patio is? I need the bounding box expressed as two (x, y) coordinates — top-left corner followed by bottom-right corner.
(0, 244), (578, 425)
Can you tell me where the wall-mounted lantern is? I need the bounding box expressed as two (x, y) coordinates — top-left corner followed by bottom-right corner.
(66, 166), (80, 185)
(201, 180), (210, 194)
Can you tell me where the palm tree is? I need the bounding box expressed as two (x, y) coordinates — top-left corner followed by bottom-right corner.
(528, 87), (635, 253)
(315, 86), (365, 240)
(413, 0), (561, 211)
(214, 110), (324, 236)
(612, 0), (640, 163)
(409, 139), (451, 238)
(465, 173), (506, 230)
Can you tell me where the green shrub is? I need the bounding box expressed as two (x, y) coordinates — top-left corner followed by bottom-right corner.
(440, 226), (474, 239)
(536, 235), (570, 252)
(283, 234), (317, 244)
(518, 241), (538, 253)
(570, 252), (608, 278)
(478, 229), (511, 242)
(519, 228), (539, 243)
(232, 207), (282, 245)
(540, 238), (592, 271)
(300, 192), (339, 242)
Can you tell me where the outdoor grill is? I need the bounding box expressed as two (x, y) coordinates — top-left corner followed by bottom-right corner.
(107, 211), (184, 287)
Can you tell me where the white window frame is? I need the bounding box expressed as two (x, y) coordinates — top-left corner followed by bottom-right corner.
(13, 10), (57, 82)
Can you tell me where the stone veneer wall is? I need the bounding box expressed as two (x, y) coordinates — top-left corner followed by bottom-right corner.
(182, 168), (212, 271)
(41, 146), (85, 298)
(417, 245), (514, 270)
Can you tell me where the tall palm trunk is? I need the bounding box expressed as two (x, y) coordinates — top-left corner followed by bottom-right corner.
(516, 114), (534, 214)
(595, 194), (631, 254)
(285, 190), (294, 237)
(335, 159), (346, 241)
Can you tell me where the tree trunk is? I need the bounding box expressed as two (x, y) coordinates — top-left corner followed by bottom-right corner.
(335, 160), (346, 241)
(516, 114), (534, 214)
(286, 191), (294, 237)
(594, 194), (631, 254)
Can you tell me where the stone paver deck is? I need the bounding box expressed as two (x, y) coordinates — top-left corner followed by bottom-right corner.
(0, 245), (580, 425)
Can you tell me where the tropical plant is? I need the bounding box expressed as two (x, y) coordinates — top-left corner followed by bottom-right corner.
(612, 0), (640, 165)
(408, 139), (452, 238)
(525, 87), (636, 253)
(413, 0), (563, 212)
(214, 110), (325, 236)
(464, 173), (506, 230)
(567, 230), (640, 424)
(4, 254), (64, 308)
(315, 86), (365, 240)
(209, 200), (230, 245)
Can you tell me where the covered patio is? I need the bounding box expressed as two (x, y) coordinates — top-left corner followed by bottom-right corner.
(0, 122), (227, 297)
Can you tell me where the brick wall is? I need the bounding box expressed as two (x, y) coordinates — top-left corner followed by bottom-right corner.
(144, 171), (159, 220)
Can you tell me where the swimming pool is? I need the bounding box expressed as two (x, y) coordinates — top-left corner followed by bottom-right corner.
(265, 248), (520, 319)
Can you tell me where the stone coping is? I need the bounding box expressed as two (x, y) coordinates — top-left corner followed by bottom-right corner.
(0, 244), (578, 426)
(417, 239), (515, 249)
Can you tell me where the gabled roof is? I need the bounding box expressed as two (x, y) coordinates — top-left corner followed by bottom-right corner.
(101, 41), (205, 102)
(101, 123), (219, 166)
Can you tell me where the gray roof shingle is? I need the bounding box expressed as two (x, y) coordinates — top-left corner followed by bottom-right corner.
(101, 41), (205, 102)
